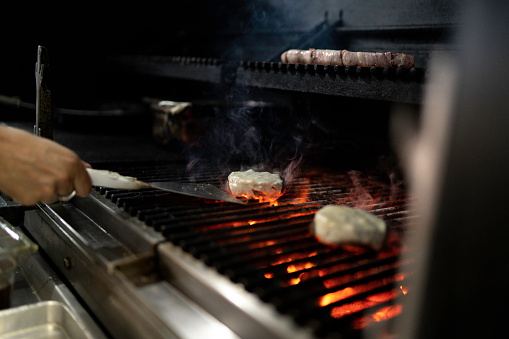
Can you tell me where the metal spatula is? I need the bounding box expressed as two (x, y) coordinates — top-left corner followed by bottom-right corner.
(86, 168), (246, 204)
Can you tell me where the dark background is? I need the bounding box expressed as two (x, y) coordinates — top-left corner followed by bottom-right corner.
(0, 1), (459, 110)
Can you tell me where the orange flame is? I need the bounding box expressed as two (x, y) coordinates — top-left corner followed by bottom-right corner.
(240, 177), (310, 206)
(235, 193), (282, 204)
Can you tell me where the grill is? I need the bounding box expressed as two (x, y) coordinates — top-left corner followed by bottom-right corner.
(17, 2), (425, 335)
(11, 1), (503, 338)
(67, 159), (411, 338)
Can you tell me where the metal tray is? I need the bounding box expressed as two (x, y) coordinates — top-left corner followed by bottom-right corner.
(0, 301), (96, 338)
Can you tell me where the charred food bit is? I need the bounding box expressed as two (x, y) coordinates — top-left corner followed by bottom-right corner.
(311, 205), (387, 250)
(228, 169), (283, 202)
(281, 48), (415, 69)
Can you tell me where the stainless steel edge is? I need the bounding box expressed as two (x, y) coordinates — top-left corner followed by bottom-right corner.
(24, 203), (243, 339)
(24, 206), (178, 339)
(137, 281), (241, 339)
(72, 191), (165, 254)
(157, 242), (316, 339)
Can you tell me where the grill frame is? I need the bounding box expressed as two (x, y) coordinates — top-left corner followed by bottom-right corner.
(69, 161), (412, 338)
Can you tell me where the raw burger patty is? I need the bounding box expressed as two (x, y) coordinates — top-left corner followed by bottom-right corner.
(311, 205), (387, 250)
(228, 169), (283, 201)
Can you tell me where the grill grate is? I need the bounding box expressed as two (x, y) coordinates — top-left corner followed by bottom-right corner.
(95, 163), (411, 338)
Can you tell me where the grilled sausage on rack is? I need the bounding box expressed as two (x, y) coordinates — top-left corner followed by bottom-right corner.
(281, 48), (414, 68)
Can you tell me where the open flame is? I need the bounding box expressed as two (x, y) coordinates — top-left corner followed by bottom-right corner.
(234, 194), (282, 206)
(235, 193), (282, 204)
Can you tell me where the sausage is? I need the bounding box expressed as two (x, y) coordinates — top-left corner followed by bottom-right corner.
(281, 48), (415, 68)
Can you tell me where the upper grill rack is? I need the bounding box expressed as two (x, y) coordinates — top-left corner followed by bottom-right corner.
(108, 55), (424, 104)
(94, 163), (411, 338)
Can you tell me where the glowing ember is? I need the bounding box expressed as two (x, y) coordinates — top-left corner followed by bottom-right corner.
(286, 262), (315, 273)
(289, 276), (302, 285)
(329, 290), (398, 319)
(319, 263), (399, 290)
(318, 275), (397, 307)
(267, 252), (319, 267)
(320, 287), (357, 307)
(372, 304), (403, 322)
(352, 304), (403, 330)
(210, 168), (410, 334)
(265, 256), (315, 272)
(286, 262), (316, 285)
(237, 194), (281, 204)
(261, 252), (320, 286)
(318, 271), (409, 329)
(394, 273), (405, 282)
(248, 240), (277, 248)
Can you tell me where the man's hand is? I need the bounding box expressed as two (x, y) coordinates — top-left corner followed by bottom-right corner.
(0, 125), (92, 205)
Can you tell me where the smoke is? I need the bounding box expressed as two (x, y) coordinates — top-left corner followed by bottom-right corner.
(186, 101), (307, 186)
(348, 170), (375, 210)
(347, 155), (406, 211)
(377, 153), (406, 199)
